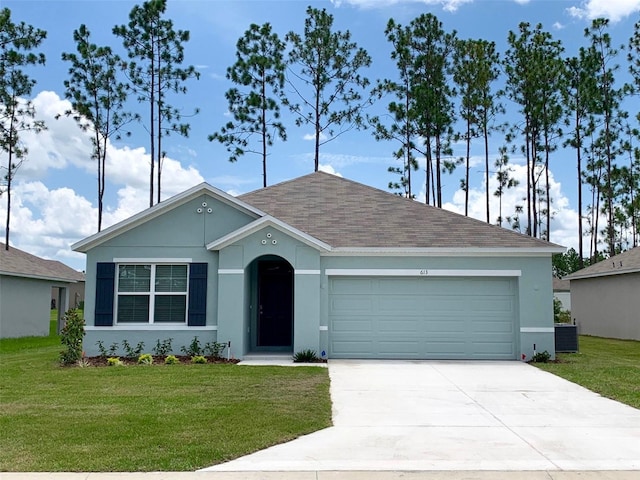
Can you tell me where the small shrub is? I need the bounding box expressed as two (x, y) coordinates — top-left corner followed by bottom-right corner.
(137, 353), (153, 365)
(107, 357), (123, 366)
(152, 338), (173, 356)
(164, 355), (179, 365)
(191, 355), (207, 364)
(95, 340), (108, 359)
(293, 349), (320, 363)
(204, 341), (227, 359)
(108, 342), (119, 356)
(59, 309), (85, 366)
(531, 350), (551, 363)
(122, 340), (145, 359)
(181, 336), (203, 356)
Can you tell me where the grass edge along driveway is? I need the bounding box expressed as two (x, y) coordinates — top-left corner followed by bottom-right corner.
(534, 335), (640, 410)
(0, 333), (331, 472)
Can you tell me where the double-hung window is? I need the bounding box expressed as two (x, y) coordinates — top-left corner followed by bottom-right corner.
(116, 264), (188, 324)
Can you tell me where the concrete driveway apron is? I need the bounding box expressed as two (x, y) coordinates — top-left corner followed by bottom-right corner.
(202, 360), (640, 472)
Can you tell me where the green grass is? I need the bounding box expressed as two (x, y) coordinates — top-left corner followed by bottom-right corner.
(535, 335), (640, 409)
(0, 333), (331, 472)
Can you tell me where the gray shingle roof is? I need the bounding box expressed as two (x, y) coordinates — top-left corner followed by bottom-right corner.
(239, 172), (563, 250)
(553, 277), (570, 291)
(0, 243), (84, 282)
(565, 246), (640, 280)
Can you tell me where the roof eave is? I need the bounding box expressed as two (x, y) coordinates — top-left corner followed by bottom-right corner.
(566, 268), (640, 281)
(0, 271), (79, 283)
(325, 246), (565, 256)
(207, 216), (332, 252)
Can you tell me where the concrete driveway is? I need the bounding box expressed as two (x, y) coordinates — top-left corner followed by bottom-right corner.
(202, 360), (640, 472)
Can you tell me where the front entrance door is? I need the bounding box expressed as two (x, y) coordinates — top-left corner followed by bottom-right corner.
(257, 260), (293, 348)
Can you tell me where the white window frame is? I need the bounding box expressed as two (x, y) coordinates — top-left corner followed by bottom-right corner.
(115, 263), (190, 325)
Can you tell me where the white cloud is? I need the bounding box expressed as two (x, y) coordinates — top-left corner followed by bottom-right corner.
(318, 152), (391, 168)
(442, 163), (578, 250)
(318, 164), (344, 177)
(330, 0), (474, 12)
(1, 182), (95, 270)
(0, 90), (205, 271)
(567, 0), (640, 22)
(303, 131), (328, 142)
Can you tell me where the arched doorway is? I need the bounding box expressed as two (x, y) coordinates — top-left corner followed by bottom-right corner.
(251, 256), (294, 351)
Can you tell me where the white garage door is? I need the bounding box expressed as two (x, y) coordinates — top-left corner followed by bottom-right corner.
(328, 276), (518, 360)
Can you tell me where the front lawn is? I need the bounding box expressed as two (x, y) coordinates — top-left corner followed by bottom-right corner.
(0, 333), (331, 471)
(534, 335), (640, 409)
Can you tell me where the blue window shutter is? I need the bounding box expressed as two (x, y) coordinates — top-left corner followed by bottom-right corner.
(188, 263), (208, 326)
(95, 263), (115, 326)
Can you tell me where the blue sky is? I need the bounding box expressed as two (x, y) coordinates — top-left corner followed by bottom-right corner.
(1, 0), (639, 271)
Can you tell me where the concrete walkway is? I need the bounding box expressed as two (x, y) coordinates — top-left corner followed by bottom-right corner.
(202, 360), (640, 472)
(2, 471), (640, 479)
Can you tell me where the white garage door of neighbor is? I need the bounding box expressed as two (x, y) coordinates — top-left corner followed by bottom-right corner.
(328, 276), (518, 360)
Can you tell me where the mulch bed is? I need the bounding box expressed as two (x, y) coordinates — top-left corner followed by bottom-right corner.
(80, 355), (240, 367)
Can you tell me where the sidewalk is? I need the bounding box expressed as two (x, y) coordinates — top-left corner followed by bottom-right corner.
(2, 471), (639, 479)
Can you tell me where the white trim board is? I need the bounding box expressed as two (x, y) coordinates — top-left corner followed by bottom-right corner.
(295, 270), (321, 275)
(325, 269), (522, 277)
(520, 327), (554, 333)
(86, 325), (218, 331)
(218, 269), (244, 274)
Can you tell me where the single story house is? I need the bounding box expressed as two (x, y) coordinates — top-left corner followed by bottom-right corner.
(553, 276), (571, 311)
(566, 246), (640, 341)
(0, 243), (85, 338)
(72, 172), (563, 360)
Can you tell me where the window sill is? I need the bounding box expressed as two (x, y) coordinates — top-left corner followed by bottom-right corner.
(85, 325), (217, 331)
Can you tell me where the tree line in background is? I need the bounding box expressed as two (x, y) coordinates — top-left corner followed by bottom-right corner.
(1, 1), (639, 269)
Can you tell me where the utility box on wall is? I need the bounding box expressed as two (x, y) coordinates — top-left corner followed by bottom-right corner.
(555, 324), (579, 352)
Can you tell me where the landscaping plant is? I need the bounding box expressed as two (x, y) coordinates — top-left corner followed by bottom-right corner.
(59, 309), (85, 365)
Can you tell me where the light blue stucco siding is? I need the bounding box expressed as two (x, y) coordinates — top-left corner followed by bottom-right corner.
(214, 227), (322, 358)
(81, 194), (256, 356)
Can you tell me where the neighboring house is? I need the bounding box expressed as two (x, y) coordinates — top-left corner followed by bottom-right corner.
(566, 247), (640, 341)
(553, 276), (571, 311)
(0, 243), (85, 338)
(72, 172), (563, 360)
(52, 280), (85, 310)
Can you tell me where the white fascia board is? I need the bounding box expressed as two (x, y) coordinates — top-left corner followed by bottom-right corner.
(72, 183), (266, 253)
(323, 246), (565, 257)
(207, 215), (332, 252)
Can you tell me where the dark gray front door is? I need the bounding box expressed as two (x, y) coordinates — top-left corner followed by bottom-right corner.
(257, 260), (293, 348)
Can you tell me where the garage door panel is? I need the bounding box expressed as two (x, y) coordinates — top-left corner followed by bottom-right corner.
(332, 340), (373, 354)
(378, 278), (428, 294)
(377, 319), (418, 332)
(378, 296), (427, 312)
(330, 318), (372, 332)
(330, 278), (374, 294)
(329, 276), (517, 360)
(330, 295), (373, 314)
(422, 319), (466, 334)
(379, 340), (420, 355)
(424, 341), (467, 355)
